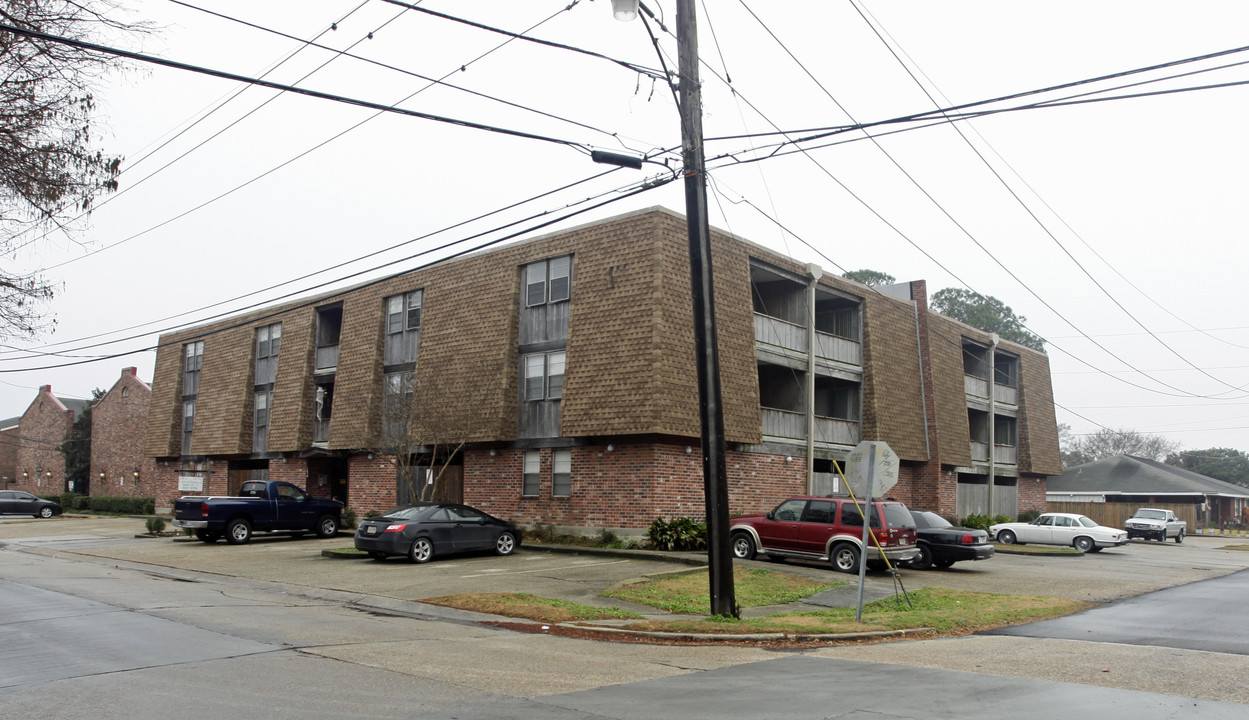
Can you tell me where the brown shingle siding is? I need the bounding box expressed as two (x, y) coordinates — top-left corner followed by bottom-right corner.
(1017, 348), (1062, 475)
(925, 312), (975, 466)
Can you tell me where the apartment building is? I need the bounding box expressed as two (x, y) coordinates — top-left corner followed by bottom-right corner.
(12, 385), (90, 495)
(90, 367), (159, 499)
(143, 207), (1061, 530)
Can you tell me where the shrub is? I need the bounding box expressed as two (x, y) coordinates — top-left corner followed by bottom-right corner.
(59, 492), (85, 510)
(646, 517), (707, 551)
(1018, 508), (1042, 522)
(959, 513), (992, 531)
(342, 508), (358, 529)
(86, 496), (156, 515)
(145, 517), (167, 535)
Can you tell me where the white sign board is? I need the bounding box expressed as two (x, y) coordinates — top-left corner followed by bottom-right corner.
(178, 475), (204, 493)
(844, 441), (899, 498)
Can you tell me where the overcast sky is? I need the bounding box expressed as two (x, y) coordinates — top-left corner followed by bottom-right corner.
(3, 0), (1248, 454)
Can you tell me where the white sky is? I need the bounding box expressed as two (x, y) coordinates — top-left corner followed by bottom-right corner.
(3, 0), (1248, 455)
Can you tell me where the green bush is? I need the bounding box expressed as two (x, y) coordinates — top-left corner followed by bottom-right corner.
(646, 517), (707, 551)
(86, 496), (156, 515)
(342, 508), (358, 529)
(145, 516), (167, 534)
(1018, 508), (1042, 522)
(959, 513), (992, 531)
(59, 492), (85, 510)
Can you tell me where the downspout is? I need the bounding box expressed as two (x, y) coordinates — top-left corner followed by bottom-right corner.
(912, 302), (931, 460)
(988, 333), (999, 517)
(806, 264), (822, 492)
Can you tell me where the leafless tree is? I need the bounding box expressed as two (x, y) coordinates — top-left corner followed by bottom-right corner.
(1064, 427), (1181, 467)
(0, 1), (146, 339)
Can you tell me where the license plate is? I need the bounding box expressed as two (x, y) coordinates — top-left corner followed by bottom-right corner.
(366, 526), (377, 535)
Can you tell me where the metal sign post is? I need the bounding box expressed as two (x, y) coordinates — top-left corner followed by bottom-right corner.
(855, 443), (875, 622)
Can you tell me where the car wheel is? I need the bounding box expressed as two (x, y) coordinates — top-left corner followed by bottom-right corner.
(368, 551), (388, 560)
(225, 518), (252, 545)
(315, 514), (339, 538)
(195, 529), (221, 543)
(830, 543), (860, 573)
(730, 532), (757, 560)
(495, 531), (517, 556)
(908, 544), (933, 570)
(408, 537), (434, 564)
(1073, 536), (1094, 553)
(933, 559), (956, 569)
(1087, 546), (1103, 553)
(996, 530), (1017, 544)
(1175, 530), (1184, 544)
(37, 506), (54, 519)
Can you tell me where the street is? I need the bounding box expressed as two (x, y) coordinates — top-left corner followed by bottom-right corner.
(2, 517), (1249, 717)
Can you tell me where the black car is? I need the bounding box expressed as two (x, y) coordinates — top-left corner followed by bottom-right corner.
(354, 503), (521, 563)
(0, 490), (62, 518)
(905, 510), (994, 570)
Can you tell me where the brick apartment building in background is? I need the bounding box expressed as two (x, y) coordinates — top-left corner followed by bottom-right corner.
(12, 385), (89, 495)
(90, 367), (159, 499)
(142, 207), (1062, 530)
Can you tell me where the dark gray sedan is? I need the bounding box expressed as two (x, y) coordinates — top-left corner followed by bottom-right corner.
(0, 490), (62, 518)
(354, 503), (521, 563)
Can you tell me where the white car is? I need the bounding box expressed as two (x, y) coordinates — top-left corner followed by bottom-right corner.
(989, 513), (1128, 553)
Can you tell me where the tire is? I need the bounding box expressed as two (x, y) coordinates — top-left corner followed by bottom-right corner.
(37, 506), (53, 519)
(1087, 546), (1103, 553)
(908, 544), (934, 570)
(368, 551), (388, 560)
(408, 537), (434, 564)
(225, 518), (252, 545)
(195, 529), (221, 544)
(830, 543), (860, 573)
(1073, 536), (1094, 553)
(997, 530), (1017, 545)
(730, 532), (757, 560)
(315, 514), (339, 539)
(495, 531), (517, 556)
(1175, 530), (1184, 544)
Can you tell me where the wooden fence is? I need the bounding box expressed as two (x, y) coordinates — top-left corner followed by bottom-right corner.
(1046, 501), (1197, 530)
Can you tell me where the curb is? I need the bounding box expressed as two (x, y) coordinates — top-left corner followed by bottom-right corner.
(557, 621), (933, 643)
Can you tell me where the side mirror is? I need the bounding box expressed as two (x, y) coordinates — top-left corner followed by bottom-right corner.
(766, 510), (775, 520)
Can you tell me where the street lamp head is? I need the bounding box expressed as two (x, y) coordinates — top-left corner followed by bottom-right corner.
(612, 0), (639, 21)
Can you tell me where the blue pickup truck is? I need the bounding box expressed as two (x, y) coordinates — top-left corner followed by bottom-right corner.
(172, 480), (343, 544)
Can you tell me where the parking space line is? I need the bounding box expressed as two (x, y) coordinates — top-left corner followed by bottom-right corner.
(460, 559), (632, 578)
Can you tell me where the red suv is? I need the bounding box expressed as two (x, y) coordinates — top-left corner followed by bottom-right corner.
(730, 496), (920, 573)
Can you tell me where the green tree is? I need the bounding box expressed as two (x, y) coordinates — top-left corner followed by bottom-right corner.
(842, 269), (896, 288)
(930, 288), (1045, 351)
(0, 1), (144, 339)
(60, 388), (104, 491)
(1167, 448), (1249, 488)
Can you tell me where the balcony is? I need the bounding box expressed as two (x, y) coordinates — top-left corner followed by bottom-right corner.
(755, 313), (861, 366)
(315, 345), (339, 374)
(969, 441), (1017, 465)
(761, 408), (860, 446)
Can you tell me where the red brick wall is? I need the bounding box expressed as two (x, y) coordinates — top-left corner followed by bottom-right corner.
(90, 369), (159, 499)
(1018, 473), (1048, 514)
(14, 386), (74, 495)
(0, 426), (17, 487)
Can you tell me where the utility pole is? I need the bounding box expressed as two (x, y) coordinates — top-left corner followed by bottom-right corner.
(676, 0), (735, 617)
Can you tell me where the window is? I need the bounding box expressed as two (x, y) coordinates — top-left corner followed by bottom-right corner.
(382, 371), (413, 440)
(552, 449), (571, 497)
(524, 351), (566, 401)
(385, 291), (422, 366)
(255, 323), (281, 385)
(182, 400), (196, 455)
(183, 341), (204, 396)
(525, 256), (572, 307)
(316, 306), (343, 372)
(522, 450), (540, 496)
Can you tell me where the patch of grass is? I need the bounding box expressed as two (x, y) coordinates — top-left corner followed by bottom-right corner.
(625, 587), (1089, 635)
(1218, 544), (1249, 552)
(604, 567), (840, 614)
(421, 593), (643, 623)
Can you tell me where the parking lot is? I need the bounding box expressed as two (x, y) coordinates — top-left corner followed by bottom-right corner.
(3, 516), (1249, 611)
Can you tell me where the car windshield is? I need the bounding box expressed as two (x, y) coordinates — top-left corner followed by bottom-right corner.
(380, 505), (435, 521)
(913, 511), (952, 529)
(1135, 509), (1166, 519)
(1077, 516), (1099, 528)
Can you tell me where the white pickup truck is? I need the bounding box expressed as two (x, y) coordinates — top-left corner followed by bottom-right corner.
(1124, 508), (1186, 543)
